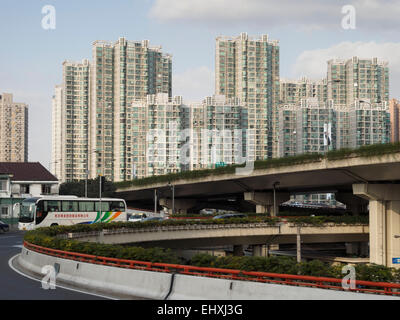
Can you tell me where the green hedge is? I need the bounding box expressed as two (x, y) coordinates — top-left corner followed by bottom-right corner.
(190, 254), (400, 283)
(25, 217), (396, 283)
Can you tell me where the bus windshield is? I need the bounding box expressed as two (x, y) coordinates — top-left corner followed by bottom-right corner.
(19, 199), (37, 223)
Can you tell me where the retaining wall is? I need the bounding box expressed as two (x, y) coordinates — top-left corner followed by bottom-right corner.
(17, 247), (399, 300)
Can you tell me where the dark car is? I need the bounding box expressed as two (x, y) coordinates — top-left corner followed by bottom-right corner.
(212, 213), (246, 220)
(140, 216), (165, 222)
(0, 221), (9, 233)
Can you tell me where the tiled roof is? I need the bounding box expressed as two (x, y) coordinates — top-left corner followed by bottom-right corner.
(0, 162), (58, 182)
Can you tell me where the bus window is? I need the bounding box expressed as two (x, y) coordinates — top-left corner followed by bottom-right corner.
(36, 200), (49, 225)
(62, 201), (78, 212)
(79, 201), (94, 212)
(110, 201), (125, 212)
(44, 200), (61, 213)
(95, 202), (110, 212)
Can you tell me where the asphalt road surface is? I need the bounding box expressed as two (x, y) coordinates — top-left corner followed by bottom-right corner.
(0, 229), (108, 300)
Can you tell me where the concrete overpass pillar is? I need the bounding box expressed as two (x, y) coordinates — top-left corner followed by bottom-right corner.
(159, 198), (197, 215)
(244, 192), (289, 216)
(252, 245), (268, 257)
(266, 244), (279, 257)
(353, 184), (400, 268)
(335, 193), (368, 215)
(233, 245), (244, 256)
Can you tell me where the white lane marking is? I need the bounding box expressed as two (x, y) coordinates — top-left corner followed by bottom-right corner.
(12, 245), (23, 248)
(8, 254), (116, 300)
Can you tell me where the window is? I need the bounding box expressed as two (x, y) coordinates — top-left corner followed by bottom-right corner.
(110, 201), (126, 212)
(20, 184), (30, 194)
(0, 180), (7, 191)
(62, 201), (78, 212)
(42, 184), (52, 195)
(95, 201), (110, 212)
(1, 206), (8, 217)
(43, 201), (61, 212)
(79, 201), (95, 212)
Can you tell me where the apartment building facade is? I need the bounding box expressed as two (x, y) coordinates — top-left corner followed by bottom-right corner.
(0, 93), (28, 162)
(277, 99), (390, 157)
(279, 77), (327, 105)
(129, 94), (249, 180)
(52, 38), (172, 182)
(389, 98), (400, 142)
(215, 33), (280, 160)
(327, 57), (389, 106)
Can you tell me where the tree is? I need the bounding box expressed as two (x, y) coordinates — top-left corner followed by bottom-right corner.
(59, 177), (116, 198)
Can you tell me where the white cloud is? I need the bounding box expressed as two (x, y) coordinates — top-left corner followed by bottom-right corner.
(173, 66), (215, 101)
(291, 41), (400, 97)
(149, 0), (400, 30)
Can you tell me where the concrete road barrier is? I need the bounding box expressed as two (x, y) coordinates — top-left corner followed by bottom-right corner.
(17, 247), (400, 300)
(18, 247), (172, 300)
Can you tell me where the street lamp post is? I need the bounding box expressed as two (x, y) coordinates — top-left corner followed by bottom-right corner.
(85, 170), (89, 198)
(168, 182), (175, 215)
(154, 189), (158, 214)
(272, 181), (280, 217)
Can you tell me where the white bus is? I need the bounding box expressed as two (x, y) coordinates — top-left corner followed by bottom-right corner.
(18, 196), (127, 230)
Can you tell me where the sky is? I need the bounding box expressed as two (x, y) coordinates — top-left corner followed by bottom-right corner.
(0, 0), (399, 168)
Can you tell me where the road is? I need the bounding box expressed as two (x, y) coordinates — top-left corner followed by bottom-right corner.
(0, 230), (108, 300)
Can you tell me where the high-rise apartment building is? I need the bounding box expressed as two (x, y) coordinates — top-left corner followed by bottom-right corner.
(90, 38), (172, 182)
(279, 77), (327, 105)
(277, 99), (390, 157)
(52, 60), (90, 182)
(389, 98), (400, 142)
(182, 95), (249, 171)
(51, 85), (63, 179)
(52, 38), (172, 182)
(0, 93), (28, 162)
(327, 57), (389, 106)
(216, 33), (280, 160)
(129, 94), (249, 180)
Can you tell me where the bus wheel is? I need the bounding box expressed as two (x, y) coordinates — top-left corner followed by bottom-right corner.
(50, 223), (58, 227)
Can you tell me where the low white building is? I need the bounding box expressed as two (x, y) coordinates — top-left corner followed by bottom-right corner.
(0, 162), (59, 221)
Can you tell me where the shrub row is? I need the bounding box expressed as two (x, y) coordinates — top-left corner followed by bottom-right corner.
(190, 254), (400, 283)
(23, 217), (384, 284)
(24, 226), (181, 264)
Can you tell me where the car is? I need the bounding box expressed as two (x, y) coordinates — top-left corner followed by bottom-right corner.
(212, 213), (247, 220)
(200, 208), (216, 215)
(140, 216), (165, 222)
(128, 213), (147, 222)
(0, 221), (9, 233)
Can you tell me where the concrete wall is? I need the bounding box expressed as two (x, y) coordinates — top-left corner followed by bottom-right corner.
(18, 247), (399, 300)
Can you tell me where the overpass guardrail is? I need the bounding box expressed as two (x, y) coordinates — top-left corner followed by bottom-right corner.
(23, 240), (400, 297)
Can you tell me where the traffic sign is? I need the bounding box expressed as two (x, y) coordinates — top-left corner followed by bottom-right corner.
(392, 258), (400, 264)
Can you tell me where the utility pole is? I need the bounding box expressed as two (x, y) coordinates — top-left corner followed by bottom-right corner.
(85, 170), (89, 198)
(297, 226), (302, 263)
(99, 175), (102, 216)
(168, 182), (175, 215)
(154, 189), (157, 214)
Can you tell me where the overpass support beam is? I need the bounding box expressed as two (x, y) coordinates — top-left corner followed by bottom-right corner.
(353, 184), (400, 268)
(159, 198), (197, 215)
(335, 193), (368, 215)
(244, 192), (290, 216)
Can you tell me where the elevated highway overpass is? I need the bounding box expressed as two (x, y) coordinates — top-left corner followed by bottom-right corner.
(115, 149), (400, 268)
(69, 222), (369, 256)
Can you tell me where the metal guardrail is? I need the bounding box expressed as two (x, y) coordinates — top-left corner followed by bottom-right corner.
(24, 241), (400, 296)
